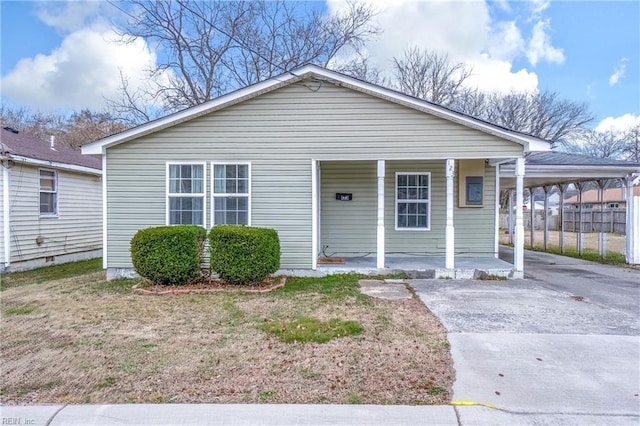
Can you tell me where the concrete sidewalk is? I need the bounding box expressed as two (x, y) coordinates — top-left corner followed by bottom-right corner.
(6, 403), (640, 425)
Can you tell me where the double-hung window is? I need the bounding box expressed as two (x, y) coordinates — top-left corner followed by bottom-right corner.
(212, 163), (250, 225)
(396, 172), (430, 230)
(167, 163), (205, 226)
(39, 169), (58, 216)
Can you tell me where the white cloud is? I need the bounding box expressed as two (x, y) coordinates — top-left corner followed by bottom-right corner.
(530, 0), (551, 16)
(595, 113), (640, 133)
(35, 0), (109, 33)
(465, 56), (539, 94)
(526, 19), (565, 66)
(609, 57), (628, 86)
(1, 25), (166, 111)
(327, 0), (540, 94)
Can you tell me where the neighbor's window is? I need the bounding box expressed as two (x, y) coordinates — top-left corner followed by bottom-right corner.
(167, 163), (205, 225)
(39, 169), (58, 215)
(396, 172), (430, 230)
(212, 163), (250, 225)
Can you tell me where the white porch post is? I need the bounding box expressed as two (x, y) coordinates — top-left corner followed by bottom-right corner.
(376, 160), (385, 269)
(529, 188), (535, 248)
(514, 158), (525, 274)
(445, 159), (455, 269)
(311, 160), (318, 270)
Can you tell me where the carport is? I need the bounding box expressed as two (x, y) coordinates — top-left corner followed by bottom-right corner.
(499, 151), (640, 269)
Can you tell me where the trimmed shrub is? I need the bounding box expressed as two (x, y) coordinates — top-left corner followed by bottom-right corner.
(209, 225), (280, 284)
(130, 225), (206, 285)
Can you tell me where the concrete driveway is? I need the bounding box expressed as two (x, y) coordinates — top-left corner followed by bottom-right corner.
(409, 247), (640, 425)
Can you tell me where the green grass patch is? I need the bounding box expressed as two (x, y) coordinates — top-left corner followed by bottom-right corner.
(3, 305), (36, 316)
(0, 258), (103, 291)
(278, 274), (365, 300)
(96, 376), (117, 390)
(257, 390), (275, 402)
(528, 245), (627, 265)
(86, 278), (137, 295)
(426, 385), (446, 396)
(260, 317), (364, 343)
(347, 393), (363, 404)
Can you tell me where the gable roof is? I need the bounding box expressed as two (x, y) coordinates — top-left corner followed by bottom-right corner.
(1, 127), (101, 173)
(82, 64), (550, 155)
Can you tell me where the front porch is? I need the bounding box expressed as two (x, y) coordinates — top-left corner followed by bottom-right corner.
(314, 255), (517, 279)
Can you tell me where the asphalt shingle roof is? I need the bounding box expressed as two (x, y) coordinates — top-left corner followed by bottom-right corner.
(525, 151), (640, 167)
(0, 127), (101, 170)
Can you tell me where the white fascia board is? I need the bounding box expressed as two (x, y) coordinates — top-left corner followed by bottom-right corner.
(11, 155), (102, 175)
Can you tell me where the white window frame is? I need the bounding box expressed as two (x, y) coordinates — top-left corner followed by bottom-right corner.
(165, 162), (207, 227)
(395, 171), (431, 231)
(211, 162), (251, 227)
(39, 168), (58, 217)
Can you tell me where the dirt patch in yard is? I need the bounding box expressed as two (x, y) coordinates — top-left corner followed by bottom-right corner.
(0, 273), (454, 405)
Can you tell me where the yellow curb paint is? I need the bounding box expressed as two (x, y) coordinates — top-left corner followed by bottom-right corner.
(451, 400), (497, 409)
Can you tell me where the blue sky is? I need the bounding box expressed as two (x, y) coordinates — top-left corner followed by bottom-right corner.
(1, 0), (639, 133)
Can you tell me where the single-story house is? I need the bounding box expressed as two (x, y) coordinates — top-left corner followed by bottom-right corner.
(564, 186), (640, 210)
(1, 127), (102, 272)
(83, 64), (557, 279)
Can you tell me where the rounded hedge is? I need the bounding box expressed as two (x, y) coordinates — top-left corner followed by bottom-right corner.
(209, 225), (280, 284)
(130, 225), (206, 285)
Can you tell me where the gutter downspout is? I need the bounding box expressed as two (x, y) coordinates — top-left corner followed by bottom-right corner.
(2, 160), (10, 269)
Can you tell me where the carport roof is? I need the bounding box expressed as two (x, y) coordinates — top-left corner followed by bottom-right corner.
(500, 151), (640, 189)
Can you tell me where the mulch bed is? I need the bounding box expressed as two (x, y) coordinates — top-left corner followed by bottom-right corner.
(133, 276), (287, 295)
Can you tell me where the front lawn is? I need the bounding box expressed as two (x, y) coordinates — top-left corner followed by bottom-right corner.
(0, 267), (453, 404)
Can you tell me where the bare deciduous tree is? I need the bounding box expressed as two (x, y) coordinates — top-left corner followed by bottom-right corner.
(392, 47), (472, 106)
(622, 124), (640, 162)
(453, 89), (593, 145)
(562, 128), (627, 159)
(110, 0), (378, 121)
(0, 106), (126, 149)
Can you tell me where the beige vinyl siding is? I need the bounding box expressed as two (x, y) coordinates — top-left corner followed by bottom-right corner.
(8, 164), (102, 262)
(106, 81), (523, 269)
(320, 161), (377, 256)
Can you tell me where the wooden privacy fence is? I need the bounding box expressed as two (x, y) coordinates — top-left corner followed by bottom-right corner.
(562, 209), (627, 234)
(499, 209), (627, 234)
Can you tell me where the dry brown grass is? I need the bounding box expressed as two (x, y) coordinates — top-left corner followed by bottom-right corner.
(0, 273), (453, 405)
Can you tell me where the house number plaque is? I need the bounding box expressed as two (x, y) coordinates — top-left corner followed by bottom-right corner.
(336, 193), (353, 201)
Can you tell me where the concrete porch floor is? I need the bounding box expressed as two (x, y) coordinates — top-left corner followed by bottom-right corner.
(312, 255), (519, 279)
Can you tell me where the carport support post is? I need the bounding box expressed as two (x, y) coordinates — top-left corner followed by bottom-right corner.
(557, 183), (567, 253)
(508, 190), (514, 245)
(445, 159), (455, 269)
(623, 175), (636, 264)
(543, 185), (552, 251)
(529, 187), (535, 248)
(596, 180), (607, 258)
(376, 160), (385, 269)
(575, 181), (585, 255)
(514, 158), (525, 275)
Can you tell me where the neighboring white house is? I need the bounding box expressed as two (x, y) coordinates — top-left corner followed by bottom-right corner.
(1, 127), (102, 272)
